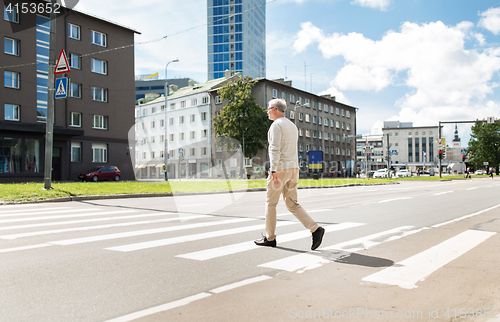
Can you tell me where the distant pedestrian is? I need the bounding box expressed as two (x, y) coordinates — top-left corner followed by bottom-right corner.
(490, 167), (495, 179)
(466, 167), (471, 179)
(254, 98), (325, 250)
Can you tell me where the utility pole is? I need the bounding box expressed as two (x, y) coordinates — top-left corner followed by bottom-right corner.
(44, 0), (57, 190)
(386, 133), (391, 177)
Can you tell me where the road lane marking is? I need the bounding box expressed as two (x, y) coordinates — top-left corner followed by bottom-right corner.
(433, 191), (453, 196)
(0, 215), (210, 240)
(0, 243), (52, 253)
(377, 197), (412, 203)
(0, 209), (137, 224)
(466, 187), (479, 190)
(209, 275), (271, 294)
(258, 226), (414, 272)
(362, 230), (496, 289)
(323, 226), (416, 252)
(176, 222), (365, 261)
(105, 221), (300, 252)
(0, 212), (179, 231)
(103, 292), (212, 322)
(432, 203), (500, 228)
(0, 207), (72, 216)
(50, 217), (256, 246)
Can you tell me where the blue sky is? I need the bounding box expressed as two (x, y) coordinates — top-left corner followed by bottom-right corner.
(74, 0), (500, 145)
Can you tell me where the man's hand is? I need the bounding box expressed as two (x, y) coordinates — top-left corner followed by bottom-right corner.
(271, 172), (279, 185)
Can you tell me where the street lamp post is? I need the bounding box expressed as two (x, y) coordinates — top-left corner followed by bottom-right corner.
(164, 59), (179, 181)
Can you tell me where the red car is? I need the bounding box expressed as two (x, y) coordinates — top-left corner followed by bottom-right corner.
(78, 166), (121, 182)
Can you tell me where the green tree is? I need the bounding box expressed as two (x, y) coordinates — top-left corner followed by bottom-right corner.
(467, 121), (500, 170)
(213, 76), (271, 158)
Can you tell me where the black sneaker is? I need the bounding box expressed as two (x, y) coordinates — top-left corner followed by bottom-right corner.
(311, 227), (325, 250)
(254, 236), (276, 247)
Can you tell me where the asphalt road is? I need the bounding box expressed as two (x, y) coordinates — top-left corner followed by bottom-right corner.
(1, 178), (499, 322)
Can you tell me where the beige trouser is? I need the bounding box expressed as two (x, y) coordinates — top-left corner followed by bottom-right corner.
(265, 168), (319, 241)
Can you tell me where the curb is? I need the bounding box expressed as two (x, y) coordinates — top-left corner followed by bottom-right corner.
(0, 182), (398, 205)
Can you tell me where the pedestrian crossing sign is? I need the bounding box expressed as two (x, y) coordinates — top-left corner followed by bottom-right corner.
(54, 49), (71, 74)
(55, 77), (68, 99)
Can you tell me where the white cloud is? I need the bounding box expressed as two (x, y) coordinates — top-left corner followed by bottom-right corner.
(351, 0), (391, 11)
(478, 7), (500, 35)
(294, 20), (500, 130)
(318, 86), (351, 105)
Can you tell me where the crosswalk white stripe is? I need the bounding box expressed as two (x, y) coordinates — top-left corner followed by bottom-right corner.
(0, 208), (97, 220)
(0, 204), (45, 209)
(0, 209), (137, 224)
(49, 217), (257, 246)
(362, 229), (496, 289)
(105, 221), (300, 252)
(433, 191), (453, 196)
(0, 215), (210, 240)
(0, 212), (178, 231)
(0, 243), (53, 253)
(323, 226), (415, 252)
(0, 207), (72, 216)
(258, 226), (415, 272)
(177, 222), (365, 261)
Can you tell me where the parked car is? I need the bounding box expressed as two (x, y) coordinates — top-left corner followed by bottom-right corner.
(396, 169), (410, 177)
(78, 166), (121, 182)
(474, 169), (486, 175)
(373, 169), (389, 178)
(246, 166), (265, 179)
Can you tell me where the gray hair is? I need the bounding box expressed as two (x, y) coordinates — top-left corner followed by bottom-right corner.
(268, 98), (287, 112)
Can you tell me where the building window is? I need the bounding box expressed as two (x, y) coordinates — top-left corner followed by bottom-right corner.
(69, 82), (81, 98)
(91, 87), (108, 102)
(202, 129), (208, 138)
(160, 119), (165, 128)
(4, 37), (19, 55)
(92, 115), (108, 130)
(305, 114), (310, 122)
(69, 53), (81, 69)
(299, 128), (303, 136)
(190, 114), (196, 122)
(191, 98), (197, 106)
(4, 104), (19, 121)
(215, 96), (222, 104)
(179, 115), (184, 124)
(70, 112), (81, 127)
(272, 89), (278, 98)
(71, 142), (81, 162)
(181, 101), (186, 108)
(299, 113), (303, 121)
(169, 103), (175, 110)
(151, 121), (155, 129)
(169, 134), (174, 141)
(68, 23), (80, 40)
(201, 112), (207, 121)
(336, 121), (340, 128)
(169, 117), (174, 125)
(91, 30), (107, 47)
(312, 115), (316, 124)
(91, 58), (107, 75)
(4, 4), (19, 23)
(336, 107), (340, 115)
(92, 143), (107, 163)
(4, 71), (19, 88)
(190, 148), (196, 156)
(201, 147), (207, 156)
(202, 96), (209, 104)
(346, 110), (351, 118)
(190, 131), (196, 140)
(324, 118), (328, 126)
(290, 94), (295, 103)
(306, 129), (310, 137)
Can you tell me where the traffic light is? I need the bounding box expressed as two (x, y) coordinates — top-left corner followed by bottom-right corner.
(438, 150), (442, 159)
(367, 152), (370, 161)
(462, 154), (466, 162)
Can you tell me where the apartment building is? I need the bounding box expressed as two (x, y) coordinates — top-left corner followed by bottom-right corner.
(210, 77), (358, 178)
(1, 1), (139, 182)
(134, 74), (240, 180)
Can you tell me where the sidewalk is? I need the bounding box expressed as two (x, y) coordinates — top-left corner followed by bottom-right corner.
(132, 205), (500, 322)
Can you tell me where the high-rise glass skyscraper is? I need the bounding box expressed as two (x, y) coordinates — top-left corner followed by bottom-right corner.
(207, 0), (266, 80)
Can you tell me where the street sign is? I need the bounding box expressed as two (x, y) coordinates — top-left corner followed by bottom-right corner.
(298, 154), (303, 159)
(178, 148), (184, 155)
(308, 151), (323, 173)
(484, 162), (489, 166)
(436, 138), (442, 144)
(55, 77), (68, 99)
(461, 149), (467, 155)
(54, 49), (71, 74)
(392, 150), (398, 155)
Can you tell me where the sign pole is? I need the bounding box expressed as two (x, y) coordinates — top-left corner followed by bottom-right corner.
(438, 121), (442, 179)
(44, 0), (57, 190)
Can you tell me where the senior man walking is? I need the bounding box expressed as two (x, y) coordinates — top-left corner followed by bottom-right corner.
(254, 98), (325, 250)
